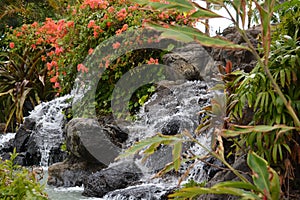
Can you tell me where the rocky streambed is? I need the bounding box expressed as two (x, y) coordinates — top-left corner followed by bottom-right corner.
(0, 27), (259, 199)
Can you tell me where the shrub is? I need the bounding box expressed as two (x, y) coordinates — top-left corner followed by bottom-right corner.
(0, 149), (48, 200)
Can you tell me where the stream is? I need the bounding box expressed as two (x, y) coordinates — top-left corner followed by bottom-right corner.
(0, 78), (223, 199)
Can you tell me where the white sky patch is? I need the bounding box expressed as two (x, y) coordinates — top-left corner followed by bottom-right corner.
(194, 0), (256, 36)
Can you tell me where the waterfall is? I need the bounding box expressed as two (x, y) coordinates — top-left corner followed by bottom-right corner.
(25, 94), (72, 166)
(100, 80), (220, 200)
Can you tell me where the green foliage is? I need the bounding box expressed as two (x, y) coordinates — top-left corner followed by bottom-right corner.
(0, 47), (55, 131)
(170, 152), (280, 200)
(0, 149), (48, 200)
(120, 0), (299, 198)
(225, 30), (300, 164)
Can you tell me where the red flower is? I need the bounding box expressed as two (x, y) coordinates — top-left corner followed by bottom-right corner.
(88, 48), (94, 55)
(54, 82), (60, 89)
(88, 20), (95, 28)
(47, 62), (52, 70)
(108, 6), (115, 13)
(50, 76), (58, 83)
(117, 8), (127, 21)
(77, 63), (89, 73)
(147, 58), (159, 64)
(31, 22), (38, 28)
(55, 46), (64, 55)
(31, 44), (37, 50)
(112, 42), (121, 49)
(106, 21), (112, 28)
(9, 42), (15, 49)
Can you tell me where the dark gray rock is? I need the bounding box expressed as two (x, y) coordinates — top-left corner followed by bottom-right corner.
(47, 156), (105, 187)
(48, 145), (68, 166)
(161, 119), (181, 135)
(197, 154), (252, 200)
(66, 118), (125, 165)
(163, 42), (215, 81)
(207, 26), (259, 73)
(83, 161), (142, 197)
(105, 184), (174, 200)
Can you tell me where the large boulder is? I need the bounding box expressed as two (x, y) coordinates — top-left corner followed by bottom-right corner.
(105, 184), (174, 200)
(207, 26), (259, 73)
(47, 117), (128, 187)
(163, 42), (215, 81)
(47, 156), (105, 187)
(65, 118), (127, 165)
(83, 161), (142, 197)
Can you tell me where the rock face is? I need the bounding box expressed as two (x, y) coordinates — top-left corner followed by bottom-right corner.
(207, 26), (259, 73)
(65, 118), (127, 165)
(47, 117), (128, 187)
(47, 156), (105, 187)
(0, 117), (67, 166)
(163, 42), (215, 81)
(197, 154), (252, 200)
(105, 184), (174, 200)
(83, 161), (142, 197)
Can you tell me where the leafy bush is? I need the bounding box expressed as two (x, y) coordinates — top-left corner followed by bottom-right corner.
(0, 0), (192, 129)
(0, 149), (48, 199)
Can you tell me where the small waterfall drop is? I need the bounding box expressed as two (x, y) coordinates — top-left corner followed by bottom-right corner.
(0, 133), (16, 148)
(102, 80), (219, 200)
(27, 94), (72, 166)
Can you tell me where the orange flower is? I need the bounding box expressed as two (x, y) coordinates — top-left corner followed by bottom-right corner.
(106, 21), (112, 28)
(108, 6), (115, 13)
(112, 42), (121, 49)
(147, 58), (159, 64)
(88, 48), (94, 55)
(77, 63), (89, 73)
(50, 76), (58, 83)
(122, 24), (128, 31)
(88, 20), (95, 28)
(9, 42), (15, 49)
(41, 55), (46, 61)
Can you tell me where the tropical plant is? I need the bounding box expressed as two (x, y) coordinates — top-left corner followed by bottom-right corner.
(0, 149), (48, 199)
(122, 0), (300, 198)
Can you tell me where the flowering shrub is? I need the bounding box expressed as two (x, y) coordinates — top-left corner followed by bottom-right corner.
(1, 0), (194, 129)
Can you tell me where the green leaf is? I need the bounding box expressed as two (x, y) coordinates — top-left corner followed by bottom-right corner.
(134, 0), (193, 12)
(116, 134), (183, 160)
(247, 151), (271, 198)
(146, 23), (250, 50)
(172, 141), (182, 171)
(190, 8), (223, 19)
(269, 167), (280, 200)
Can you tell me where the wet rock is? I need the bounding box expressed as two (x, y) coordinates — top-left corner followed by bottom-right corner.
(198, 154), (252, 200)
(47, 156), (105, 187)
(202, 157), (225, 179)
(207, 26), (259, 73)
(163, 42), (215, 81)
(161, 119), (181, 135)
(83, 161), (142, 197)
(66, 118), (126, 165)
(105, 184), (174, 200)
(48, 145), (68, 166)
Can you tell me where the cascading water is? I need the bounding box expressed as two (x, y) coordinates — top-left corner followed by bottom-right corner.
(25, 94), (72, 166)
(102, 80), (219, 200)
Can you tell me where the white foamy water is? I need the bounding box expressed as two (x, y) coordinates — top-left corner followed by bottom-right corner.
(0, 133), (15, 148)
(28, 94), (72, 166)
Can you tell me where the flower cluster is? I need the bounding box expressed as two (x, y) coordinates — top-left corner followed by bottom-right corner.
(81, 0), (109, 10)
(6, 0), (193, 95)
